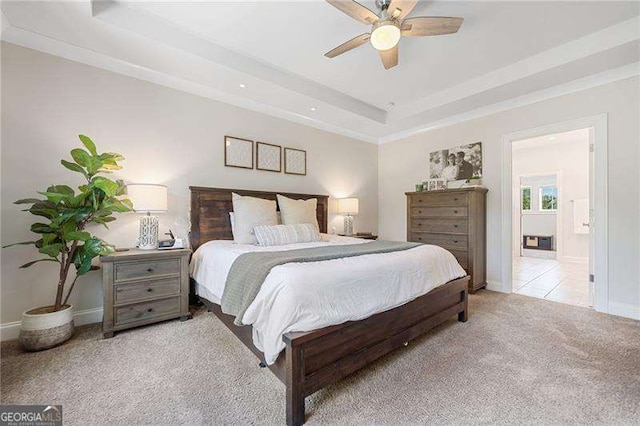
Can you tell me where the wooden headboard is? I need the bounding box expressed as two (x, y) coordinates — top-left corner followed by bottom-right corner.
(189, 186), (329, 251)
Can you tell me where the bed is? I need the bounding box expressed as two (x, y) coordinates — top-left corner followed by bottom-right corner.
(189, 186), (470, 425)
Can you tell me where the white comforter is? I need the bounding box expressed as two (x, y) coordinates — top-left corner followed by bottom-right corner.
(190, 234), (466, 364)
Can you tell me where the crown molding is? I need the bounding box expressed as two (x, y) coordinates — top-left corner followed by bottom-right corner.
(1, 24), (379, 145)
(378, 62), (640, 144)
(389, 17), (640, 122)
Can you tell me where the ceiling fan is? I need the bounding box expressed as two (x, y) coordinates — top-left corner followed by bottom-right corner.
(324, 0), (463, 69)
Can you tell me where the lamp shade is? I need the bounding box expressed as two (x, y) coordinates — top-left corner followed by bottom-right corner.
(127, 184), (168, 213)
(337, 198), (359, 215)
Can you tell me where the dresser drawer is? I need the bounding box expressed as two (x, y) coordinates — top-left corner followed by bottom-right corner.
(114, 258), (181, 282)
(411, 192), (468, 206)
(114, 278), (181, 304)
(411, 218), (468, 234)
(411, 206), (468, 218)
(115, 296), (181, 325)
(449, 249), (469, 270)
(409, 232), (468, 250)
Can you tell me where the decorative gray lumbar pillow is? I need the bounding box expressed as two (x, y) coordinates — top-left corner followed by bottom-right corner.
(253, 223), (322, 246)
(231, 193), (277, 245)
(276, 194), (319, 230)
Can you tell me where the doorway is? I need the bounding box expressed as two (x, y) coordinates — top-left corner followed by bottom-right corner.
(511, 130), (590, 307)
(500, 114), (608, 314)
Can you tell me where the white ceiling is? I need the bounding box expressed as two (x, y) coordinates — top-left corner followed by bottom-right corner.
(2, 1), (639, 144)
(512, 128), (590, 151)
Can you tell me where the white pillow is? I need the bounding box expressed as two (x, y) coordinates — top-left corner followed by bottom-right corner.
(231, 193), (277, 244)
(254, 223), (322, 247)
(276, 194), (319, 230)
(230, 211), (281, 235)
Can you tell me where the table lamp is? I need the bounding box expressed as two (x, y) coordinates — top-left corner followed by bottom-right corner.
(127, 184), (168, 250)
(337, 198), (359, 236)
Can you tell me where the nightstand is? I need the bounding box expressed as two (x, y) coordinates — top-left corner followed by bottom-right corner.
(338, 234), (378, 240)
(100, 248), (191, 338)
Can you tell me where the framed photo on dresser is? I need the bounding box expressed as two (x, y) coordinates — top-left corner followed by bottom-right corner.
(224, 136), (254, 169)
(256, 142), (282, 172)
(284, 148), (306, 175)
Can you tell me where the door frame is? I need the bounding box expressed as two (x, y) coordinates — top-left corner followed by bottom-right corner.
(500, 114), (608, 313)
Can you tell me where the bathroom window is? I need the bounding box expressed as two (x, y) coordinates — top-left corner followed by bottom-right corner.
(539, 186), (558, 211)
(521, 186), (531, 211)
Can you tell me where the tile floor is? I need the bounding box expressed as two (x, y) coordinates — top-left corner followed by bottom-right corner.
(513, 256), (590, 307)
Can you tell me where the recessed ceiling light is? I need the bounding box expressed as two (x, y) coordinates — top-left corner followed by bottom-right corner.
(239, 83), (246, 88)
(310, 107), (317, 112)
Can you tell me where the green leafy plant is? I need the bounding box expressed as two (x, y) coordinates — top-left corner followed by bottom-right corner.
(465, 173), (482, 184)
(3, 135), (132, 312)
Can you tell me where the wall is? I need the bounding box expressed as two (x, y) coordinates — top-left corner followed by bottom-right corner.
(379, 75), (639, 318)
(513, 137), (590, 260)
(0, 43), (379, 329)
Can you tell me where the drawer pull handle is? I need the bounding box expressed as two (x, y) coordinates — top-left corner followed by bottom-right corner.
(147, 268), (153, 272)
(147, 308), (154, 313)
(147, 288), (153, 292)
(453, 240), (458, 243)
(454, 224), (458, 228)
(454, 198), (458, 201)
(453, 210), (458, 214)
(417, 223), (422, 226)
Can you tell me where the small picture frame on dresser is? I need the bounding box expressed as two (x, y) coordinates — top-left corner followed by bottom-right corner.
(284, 148), (306, 175)
(256, 142), (282, 172)
(224, 136), (254, 169)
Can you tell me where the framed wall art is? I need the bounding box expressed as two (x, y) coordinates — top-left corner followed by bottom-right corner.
(429, 141), (482, 182)
(284, 148), (306, 176)
(256, 142), (282, 172)
(224, 136), (254, 169)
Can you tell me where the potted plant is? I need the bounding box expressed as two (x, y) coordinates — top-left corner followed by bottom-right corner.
(465, 173), (483, 187)
(3, 135), (132, 351)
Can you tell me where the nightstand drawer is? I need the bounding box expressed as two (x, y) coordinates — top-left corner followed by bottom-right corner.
(114, 259), (180, 282)
(115, 297), (181, 325)
(114, 278), (181, 304)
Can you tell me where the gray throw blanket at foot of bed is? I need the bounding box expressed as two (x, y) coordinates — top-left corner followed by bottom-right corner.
(221, 240), (422, 325)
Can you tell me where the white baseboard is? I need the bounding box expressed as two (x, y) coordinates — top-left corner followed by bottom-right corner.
(522, 249), (557, 259)
(0, 307), (103, 342)
(486, 281), (510, 293)
(561, 256), (589, 264)
(608, 302), (640, 321)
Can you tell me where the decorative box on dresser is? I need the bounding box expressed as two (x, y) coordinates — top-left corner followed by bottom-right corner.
(406, 187), (488, 293)
(100, 248), (191, 338)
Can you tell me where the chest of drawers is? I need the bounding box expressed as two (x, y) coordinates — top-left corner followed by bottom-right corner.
(406, 187), (487, 293)
(100, 248), (192, 338)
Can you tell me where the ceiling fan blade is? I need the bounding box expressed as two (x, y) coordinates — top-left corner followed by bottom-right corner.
(401, 17), (464, 36)
(326, 0), (379, 24)
(379, 45), (399, 69)
(387, 0), (419, 20)
(325, 33), (371, 58)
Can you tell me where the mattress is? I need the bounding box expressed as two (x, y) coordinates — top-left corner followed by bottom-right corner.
(190, 234), (466, 364)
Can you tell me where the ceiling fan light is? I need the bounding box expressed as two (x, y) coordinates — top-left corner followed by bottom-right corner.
(370, 22), (401, 51)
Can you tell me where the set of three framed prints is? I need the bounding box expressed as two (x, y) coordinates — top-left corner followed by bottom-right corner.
(224, 135), (307, 176)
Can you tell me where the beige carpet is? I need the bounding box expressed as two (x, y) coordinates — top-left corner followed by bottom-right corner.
(2, 291), (639, 425)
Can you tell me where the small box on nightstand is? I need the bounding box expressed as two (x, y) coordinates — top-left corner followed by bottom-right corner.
(100, 248), (191, 338)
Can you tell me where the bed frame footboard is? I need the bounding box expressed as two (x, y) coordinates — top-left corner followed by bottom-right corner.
(283, 276), (468, 425)
(201, 276), (469, 426)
